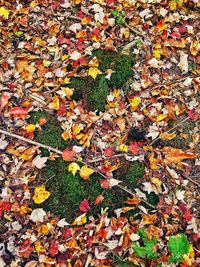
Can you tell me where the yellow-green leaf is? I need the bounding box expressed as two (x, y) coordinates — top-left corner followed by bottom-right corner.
(68, 162), (80, 176)
(0, 7), (10, 19)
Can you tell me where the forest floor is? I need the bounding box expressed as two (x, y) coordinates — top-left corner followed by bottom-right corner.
(0, 1), (200, 266)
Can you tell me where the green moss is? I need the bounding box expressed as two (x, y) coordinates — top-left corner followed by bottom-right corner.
(88, 75), (109, 111)
(69, 75), (109, 112)
(67, 49), (133, 111)
(93, 49), (133, 88)
(35, 157), (124, 221)
(122, 161), (144, 187)
(29, 111), (70, 151)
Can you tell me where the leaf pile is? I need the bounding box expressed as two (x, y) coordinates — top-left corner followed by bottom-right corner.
(0, 0), (200, 266)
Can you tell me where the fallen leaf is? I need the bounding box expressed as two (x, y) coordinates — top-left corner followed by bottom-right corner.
(62, 149), (76, 161)
(72, 213), (87, 225)
(68, 162), (80, 176)
(80, 165), (95, 180)
(95, 195), (104, 205)
(30, 208), (47, 222)
(104, 147), (114, 157)
(88, 67), (102, 79)
(8, 107), (28, 116)
(79, 199), (90, 212)
(0, 93), (9, 110)
(32, 185), (51, 204)
(130, 97), (141, 110)
(0, 7), (10, 19)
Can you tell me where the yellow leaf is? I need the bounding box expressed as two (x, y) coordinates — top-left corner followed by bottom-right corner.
(88, 67), (102, 79)
(61, 54), (68, 61)
(43, 60), (51, 67)
(156, 114), (168, 122)
(33, 185), (51, 204)
(68, 162), (80, 176)
(25, 124), (36, 133)
(0, 7), (10, 19)
(119, 144), (128, 152)
(21, 147), (36, 161)
(151, 177), (161, 187)
(130, 97), (141, 110)
(72, 213), (87, 225)
(113, 89), (121, 97)
(80, 166), (95, 180)
(153, 49), (162, 60)
(160, 132), (176, 141)
(30, 1), (39, 8)
(49, 96), (60, 110)
(148, 153), (159, 170)
(72, 124), (81, 134)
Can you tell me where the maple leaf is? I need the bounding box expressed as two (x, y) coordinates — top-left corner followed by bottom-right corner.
(162, 147), (197, 164)
(32, 185), (51, 204)
(68, 162), (80, 176)
(125, 196), (140, 205)
(130, 97), (141, 110)
(168, 234), (190, 263)
(88, 67), (102, 79)
(79, 199), (90, 212)
(80, 165), (95, 180)
(62, 149), (76, 161)
(0, 7), (10, 19)
(30, 208), (47, 223)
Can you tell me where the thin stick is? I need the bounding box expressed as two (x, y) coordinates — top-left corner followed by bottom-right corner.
(149, 117), (190, 146)
(0, 128), (62, 155)
(88, 153), (126, 163)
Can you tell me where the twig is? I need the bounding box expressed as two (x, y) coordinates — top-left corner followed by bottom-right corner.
(149, 117), (190, 146)
(88, 153), (127, 163)
(0, 128), (62, 155)
(180, 173), (200, 188)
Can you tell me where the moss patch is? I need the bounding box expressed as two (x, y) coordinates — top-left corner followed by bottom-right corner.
(34, 157), (124, 221)
(67, 49), (133, 112)
(118, 161), (144, 188)
(29, 111), (70, 153)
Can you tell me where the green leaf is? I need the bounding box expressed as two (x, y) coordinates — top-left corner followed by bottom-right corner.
(133, 240), (158, 259)
(116, 15), (124, 24)
(15, 31), (24, 36)
(112, 10), (119, 16)
(168, 234), (190, 263)
(132, 227), (158, 259)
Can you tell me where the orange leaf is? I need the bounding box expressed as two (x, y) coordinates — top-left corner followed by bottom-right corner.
(95, 195), (104, 205)
(62, 149), (76, 161)
(162, 147), (197, 164)
(156, 20), (167, 32)
(125, 196), (140, 205)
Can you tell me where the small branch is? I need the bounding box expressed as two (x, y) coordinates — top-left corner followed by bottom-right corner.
(149, 117), (190, 146)
(180, 173), (200, 188)
(88, 153), (126, 163)
(0, 128), (62, 155)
